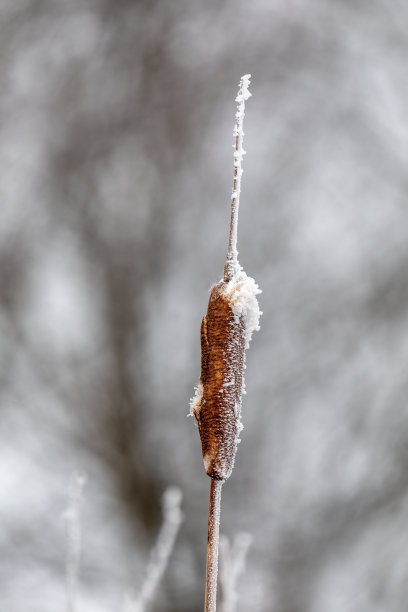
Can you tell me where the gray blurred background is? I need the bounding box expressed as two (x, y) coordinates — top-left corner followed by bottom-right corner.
(1, 1), (408, 611)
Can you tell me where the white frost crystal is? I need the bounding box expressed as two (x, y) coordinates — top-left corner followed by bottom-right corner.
(221, 268), (262, 349)
(216, 266), (261, 461)
(189, 381), (203, 417)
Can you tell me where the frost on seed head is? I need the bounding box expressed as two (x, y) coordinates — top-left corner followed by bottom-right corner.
(189, 381), (203, 418)
(221, 268), (262, 349)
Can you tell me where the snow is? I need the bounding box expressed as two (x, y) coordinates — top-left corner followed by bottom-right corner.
(221, 268), (262, 349)
(220, 267), (261, 455)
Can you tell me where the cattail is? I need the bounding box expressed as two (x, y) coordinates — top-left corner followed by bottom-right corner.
(190, 75), (261, 612)
(191, 271), (261, 480)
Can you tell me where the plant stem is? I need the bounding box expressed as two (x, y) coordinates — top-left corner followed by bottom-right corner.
(224, 131), (240, 283)
(205, 478), (224, 612)
(224, 74), (251, 282)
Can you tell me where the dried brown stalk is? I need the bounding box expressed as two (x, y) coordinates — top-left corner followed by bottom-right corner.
(205, 479), (223, 612)
(190, 75), (260, 612)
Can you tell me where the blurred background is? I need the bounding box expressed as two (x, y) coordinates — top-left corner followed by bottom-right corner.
(2, 1), (408, 610)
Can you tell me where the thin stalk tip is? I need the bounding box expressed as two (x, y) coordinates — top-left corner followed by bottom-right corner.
(224, 74), (252, 282)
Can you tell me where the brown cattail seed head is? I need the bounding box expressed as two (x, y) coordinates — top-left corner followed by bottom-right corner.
(191, 271), (261, 480)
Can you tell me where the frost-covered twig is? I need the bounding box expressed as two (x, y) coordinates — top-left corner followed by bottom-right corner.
(224, 74), (252, 282)
(219, 533), (252, 612)
(190, 75), (260, 612)
(123, 487), (183, 612)
(64, 471), (87, 612)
